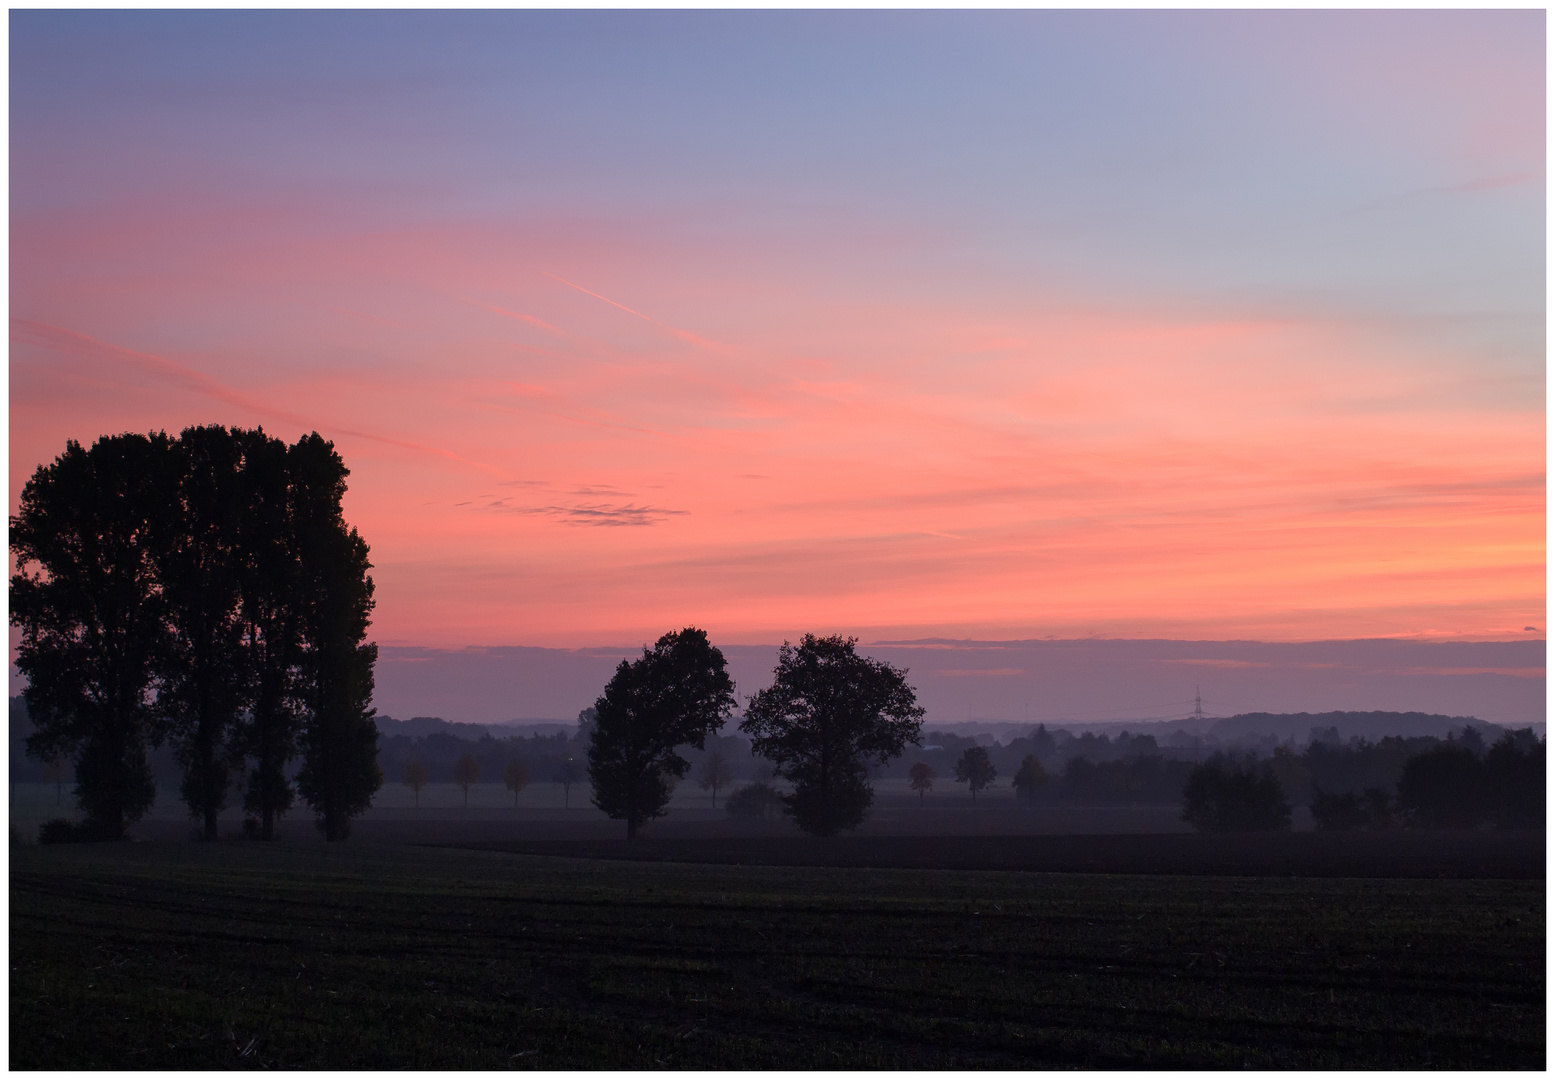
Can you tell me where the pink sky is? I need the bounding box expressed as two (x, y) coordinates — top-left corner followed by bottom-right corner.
(10, 12), (1545, 652)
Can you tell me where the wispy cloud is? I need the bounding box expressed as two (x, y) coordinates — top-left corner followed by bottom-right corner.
(479, 499), (689, 527)
(932, 667), (1027, 677)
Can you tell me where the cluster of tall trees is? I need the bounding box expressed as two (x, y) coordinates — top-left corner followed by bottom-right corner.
(11, 428), (380, 841)
(587, 629), (925, 838)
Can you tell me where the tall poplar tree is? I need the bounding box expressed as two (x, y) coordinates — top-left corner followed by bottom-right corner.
(11, 433), (175, 839)
(156, 425), (249, 840)
(291, 433), (382, 840)
(232, 428), (303, 839)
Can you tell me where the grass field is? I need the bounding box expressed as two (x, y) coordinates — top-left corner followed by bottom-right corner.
(10, 838), (1544, 1069)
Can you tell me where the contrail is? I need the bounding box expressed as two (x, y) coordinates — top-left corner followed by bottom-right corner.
(544, 272), (727, 353)
(459, 297), (569, 338)
(11, 318), (501, 476)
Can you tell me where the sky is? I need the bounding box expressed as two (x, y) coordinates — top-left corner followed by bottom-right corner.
(10, 11), (1546, 664)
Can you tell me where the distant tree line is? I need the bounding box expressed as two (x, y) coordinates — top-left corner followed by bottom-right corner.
(1179, 727), (1544, 832)
(11, 428), (380, 842)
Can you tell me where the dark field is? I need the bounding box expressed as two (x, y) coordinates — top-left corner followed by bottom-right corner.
(10, 839), (1545, 1069)
(457, 830), (1545, 879)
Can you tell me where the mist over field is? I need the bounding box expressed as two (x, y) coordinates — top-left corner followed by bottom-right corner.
(359, 637), (1544, 730)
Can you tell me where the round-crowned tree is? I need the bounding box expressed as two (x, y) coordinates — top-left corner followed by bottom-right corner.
(587, 628), (736, 839)
(741, 634), (925, 836)
(954, 745), (997, 802)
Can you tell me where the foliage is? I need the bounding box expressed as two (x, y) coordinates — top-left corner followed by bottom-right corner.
(725, 781), (784, 819)
(1011, 755), (1047, 801)
(503, 760), (530, 806)
(1309, 787), (1372, 831)
(231, 427), (304, 839)
(908, 762), (936, 802)
(11, 433), (175, 839)
(1394, 732), (1543, 830)
(290, 434), (382, 840)
(154, 426), (264, 840)
(741, 634), (924, 836)
(1396, 744), (1486, 828)
(1062, 754), (1195, 805)
(12, 428), (382, 842)
(587, 628), (736, 838)
(953, 745), (997, 801)
(1181, 754), (1291, 832)
(37, 818), (96, 844)
(696, 750), (733, 807)
(403, 761), (428, 807)
(453, 754), (480, 807)
(1300, 735), (1440, 809)
(554, 758), (585, 808)
(1482, 732), (1544, 829)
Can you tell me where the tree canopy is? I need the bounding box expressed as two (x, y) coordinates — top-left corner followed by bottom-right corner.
(741, 634), (924, 836)
(11, 433), (175, 838)
(10, 427), (381, 841)
(587, 627), (736, 838)
(1180, 754), (1291, 832)
(954, 745), (997, 802)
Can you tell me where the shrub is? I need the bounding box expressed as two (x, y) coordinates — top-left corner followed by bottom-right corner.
(725, 782), (784, 820)
(38, 818), (112, 844)
(1309, 787), (1370, 831)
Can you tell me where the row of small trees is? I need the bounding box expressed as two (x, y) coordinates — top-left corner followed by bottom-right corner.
(906, 748), (1050, 802)
(12, 428), (380, 841)
(401, 755), (586, 807)
(586, 629), (924, 837)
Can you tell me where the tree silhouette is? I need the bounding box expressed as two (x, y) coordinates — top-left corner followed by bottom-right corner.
(741, 635), (924, 837)
(554, 757), (583, 808)
(13, 427), (380, 843)
(909, 762), (936, 803)
(1482, 732), (1544, 829)
(696, 751), (733, 808)
(504, 760), (530, 807)
(454, 753), (480, 809)
(291, 433), (381, 841)
(1181, 754), (1291, 832)
(155, 425), (250, 841)
(11, 433), (176, 840)
(1396, 744), (1486, 828)
(42, 756), (66, 806)
(587, 628), (736, 838)
(1011, 754), (1047, 802)
(232, 428), (304, 840)
(403, 761), (428, 808)
(954, 745), (997, 802)
(1309, 786), (1370, 830)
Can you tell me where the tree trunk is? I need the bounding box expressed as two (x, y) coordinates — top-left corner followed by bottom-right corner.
(627, 815), (638, 840)
(203, 807), (219, 841)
